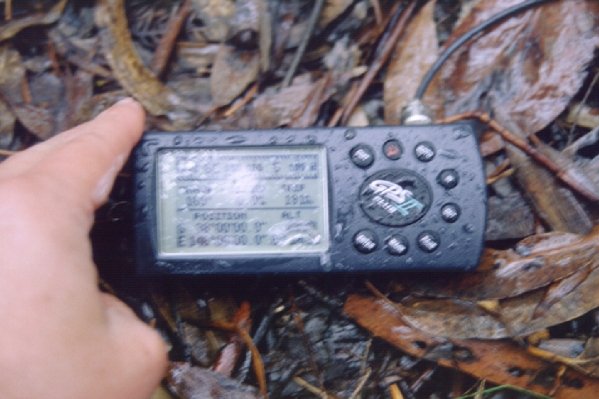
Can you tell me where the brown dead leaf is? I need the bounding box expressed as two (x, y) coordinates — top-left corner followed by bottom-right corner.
(253, 74), (317, 128)
(210, 44), (260, 107)
(430, 0), (599, 134)
(500, 114), (593, 235)
(95, 0), (187, 117)
(344, 295), (599, 399)
(532, 264), (593, 318)
(0, 45), (57, 139)
(384, 0), (439, 124)
(406, 230), (595, 300)
(385, 228), (599, 339)
(168, 362), (260, 399)
(0, 0), (67, 42)
(392, 261), (599, 340)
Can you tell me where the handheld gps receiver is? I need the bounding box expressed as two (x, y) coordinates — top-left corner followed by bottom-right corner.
(133, 124), (486, 274)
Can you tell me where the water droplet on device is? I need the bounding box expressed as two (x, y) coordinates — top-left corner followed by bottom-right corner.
(463, 223), (475, 233)
(225, 135), (246, 144)
(453, 128), (470, 140)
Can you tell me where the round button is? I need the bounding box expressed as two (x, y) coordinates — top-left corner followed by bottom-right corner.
(350, 144), (375, 168)
(383, 139), (403, 160)
(417, 231), (440, 253)
(441, 203), (460, 223)
(386, 235), (409, 256)
(437, 169), (459, 189)
(414, 142), (435, 162)
(359, 169), (432, 227)
(353, 230), (378, 253)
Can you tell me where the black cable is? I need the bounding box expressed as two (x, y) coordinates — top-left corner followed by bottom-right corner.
(414, 0), (556, 100)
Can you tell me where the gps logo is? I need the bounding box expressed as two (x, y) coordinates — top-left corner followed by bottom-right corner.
(368, 180), (424, 216)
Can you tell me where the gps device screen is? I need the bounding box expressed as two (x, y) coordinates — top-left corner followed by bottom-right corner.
(156, 146), (330, 257)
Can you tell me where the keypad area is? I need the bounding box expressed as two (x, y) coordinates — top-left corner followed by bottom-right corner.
(343, 124), (485, 267)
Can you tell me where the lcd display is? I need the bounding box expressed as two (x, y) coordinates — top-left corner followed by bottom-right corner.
(156, 147), (329, 257)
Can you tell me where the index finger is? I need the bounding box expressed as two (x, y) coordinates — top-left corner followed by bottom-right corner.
(6, 98), (145, 216)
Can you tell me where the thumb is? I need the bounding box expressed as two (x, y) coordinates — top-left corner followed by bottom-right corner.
(101, 293), (168, 399)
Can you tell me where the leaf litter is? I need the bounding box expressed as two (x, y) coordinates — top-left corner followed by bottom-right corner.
(2, 0), (599, 398)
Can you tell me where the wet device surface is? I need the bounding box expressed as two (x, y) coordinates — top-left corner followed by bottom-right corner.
(134, 124), (486, 274)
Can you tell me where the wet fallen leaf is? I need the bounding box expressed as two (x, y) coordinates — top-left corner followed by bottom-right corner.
(253, 74), (317, 128)
(505, 135), (593, 234)
(485, 192), (535, 240)
(493, 111), (594, 234)
(384, 0), (439, 124)
(168, 362), (261, 399)
(430, 0), (599, 134)
(392, 261), (599, 340)
(289, 73), (334, 128)
(95, 0), (187, 117)
(0, 45), (57, 138)
(387, 227), (599, 340)
(426, 1), (599, 234)
(210, 44), (259, 107)
(405, 230), (596, 300)
(0, 0), (67, 42)
(567, 103), (599, 130)
(344, 295), (599, 399)
(578, 337), (599, 377)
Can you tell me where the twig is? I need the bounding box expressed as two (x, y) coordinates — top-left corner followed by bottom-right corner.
(238, 308), (275, 383)
(486, 168), (514, 185)
(410, 366), (436, 393)
(0, 149), (17, 156)
(455, 384), (552, 399)
(327, 82), (357, 127)
(281, 0), (325, 87)
(4, 0), (12, 21)
(211, 319), (269, 398)
(439, 111), (599, 202)
(292, 376), (331, 399)
(290, 297), (324, 388)
(151, 0), (192, 77)
(223, 83), (258, 118)
(568, 68), (599, 141)
(369, 0), (383, 26)
(389, 384), (404, 399)
(348, 367), (372, 399)
(339, 1), (416, 125)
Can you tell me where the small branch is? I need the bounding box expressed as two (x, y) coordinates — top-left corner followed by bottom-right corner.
(369, 0), (383, 26)
(292, 376), (332, 399)
(5, 0), (12, 21)
(339, 1), (416, 125)
(568, 68), (599, 140)
(151, 0), (192, 77)
(440, 111), (599, 202)
(0, 148), (17, 156)
(389, 384), (404, 399)
(282, 0), (325, 87)
(348, 367), (372, 399)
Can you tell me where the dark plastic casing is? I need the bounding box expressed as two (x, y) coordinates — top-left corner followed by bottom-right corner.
(134, 123), (486, 274)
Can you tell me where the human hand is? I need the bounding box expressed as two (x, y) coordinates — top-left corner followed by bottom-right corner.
(0, 98), (167, 399)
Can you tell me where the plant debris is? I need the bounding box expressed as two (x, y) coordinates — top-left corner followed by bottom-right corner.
(2, 0), (599, 398)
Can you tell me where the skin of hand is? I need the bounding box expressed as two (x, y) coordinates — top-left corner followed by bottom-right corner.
(0, 98), (167, 399)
